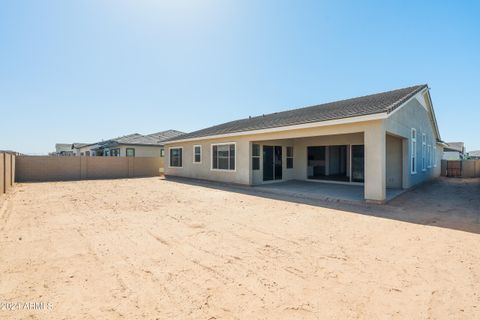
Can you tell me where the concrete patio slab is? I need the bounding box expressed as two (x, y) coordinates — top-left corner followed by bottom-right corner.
(253, 180), (404, 204)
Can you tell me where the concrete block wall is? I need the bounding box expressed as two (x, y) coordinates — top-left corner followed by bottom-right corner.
(441, 160), (480, 178)
(15, 156), (163, 182)
(1, 152), (16, 196)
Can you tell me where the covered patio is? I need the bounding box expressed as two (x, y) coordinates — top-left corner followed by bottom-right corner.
(252, 180), (405, 204)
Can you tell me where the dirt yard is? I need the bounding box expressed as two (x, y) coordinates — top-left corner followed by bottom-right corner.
(0, 177), (479, 319)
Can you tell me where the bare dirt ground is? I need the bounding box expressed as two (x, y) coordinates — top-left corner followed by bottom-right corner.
(0, 177), (479, 319)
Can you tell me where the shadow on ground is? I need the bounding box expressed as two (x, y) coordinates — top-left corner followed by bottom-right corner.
(165, 176), (480, 235)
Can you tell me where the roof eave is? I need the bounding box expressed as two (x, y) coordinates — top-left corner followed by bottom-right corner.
(164, 112), (388, 145)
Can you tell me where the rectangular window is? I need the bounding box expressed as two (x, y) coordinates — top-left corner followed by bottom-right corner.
(422, 133), (426, 171)
(169, 147), (183, 167)
(411, 128), (417, 174)
(193, 145), (202, 163)
(160, 148), (165, 157)
(111, 148), (120, 157)
(286, 146), (293, 169)
(427, 144), (432, 168)
(252, 144), (260, 170)
(126, 148), (135, 157)
(212, 143), (235, 171)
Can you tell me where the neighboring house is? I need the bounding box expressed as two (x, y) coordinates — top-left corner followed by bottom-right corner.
(71, 143), (89, 156)
(467, 150), (480, 160)
(443, 142), (465, 160)
(73, 130), (184, 157)
(52, 143), (75, 156)
(164, 84), (443, 202)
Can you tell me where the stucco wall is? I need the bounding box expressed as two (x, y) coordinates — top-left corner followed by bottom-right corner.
(78, 145), (162, 157)
(386, 134), (403, 188)
(165, 138), (251, 185)
(118, 145), (162, 157)
(385, 96), (441, 188)
(15, 156), (162, 182)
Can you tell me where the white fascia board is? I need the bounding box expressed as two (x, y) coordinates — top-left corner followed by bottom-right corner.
(164, 113), (387, 145)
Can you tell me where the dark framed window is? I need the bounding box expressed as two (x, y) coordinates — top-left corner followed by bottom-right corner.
(160, 148), (165, 157)
(193, 145), (201, 163)
(169, 148), (183, 167)
(212, 143), (235, 170)
(252, 144), (260, 170)
(286, 146), (293, 169)
(111, 148), (120, 157)
(126, 148), (135, 157)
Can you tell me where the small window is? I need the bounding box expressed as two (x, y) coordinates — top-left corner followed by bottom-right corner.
(411, 128), (417, 174)
(85, 151), (90, 156)
(212, 143), (235, 171)
(193, 145), (202, 163)
(111, 148), (120, 157)
(286, 146), (293, 169)
(169, 147), (183, 167)
(126, 148), (135, 157)
(252, 144), (260, 170)
(422, 134), (426, 171)
(160, 148), (165, 157)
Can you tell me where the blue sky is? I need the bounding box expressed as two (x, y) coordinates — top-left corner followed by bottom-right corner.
(0, 0), (479, 154)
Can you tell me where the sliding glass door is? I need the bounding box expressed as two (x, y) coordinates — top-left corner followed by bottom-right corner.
(263, 146), (282, 181)
(351, 145), (365, 182)
(307, 145), (350, 182)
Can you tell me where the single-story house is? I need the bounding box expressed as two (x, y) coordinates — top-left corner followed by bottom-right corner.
(51, 143), (75, 156)
(72, 130), (184, 157)
(71, 143), (90, 156)
(443, 142), (465, 160)
(163, 84), (444, 202)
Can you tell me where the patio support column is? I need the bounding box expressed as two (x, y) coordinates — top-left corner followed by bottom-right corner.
(364, 121), (386, 202)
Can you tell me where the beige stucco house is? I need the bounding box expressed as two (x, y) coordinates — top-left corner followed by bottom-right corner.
(164, 85), (444, 202)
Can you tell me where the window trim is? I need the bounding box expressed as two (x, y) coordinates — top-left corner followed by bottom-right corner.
(411, 128), (417, 174)
(422, 133), (427, 171)
(286, 146), (294, 169)
(168, 147), (183, 168)
(126, 148), (135, 157)
(193, 145), (202, 164)
(211, 142), (236, 172)
(427, 144), (432, 168)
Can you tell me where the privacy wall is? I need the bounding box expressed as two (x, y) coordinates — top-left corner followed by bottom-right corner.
(1, 152), (16, 195)
(15, 156), (164, 182)
(441, 160), (480, 178)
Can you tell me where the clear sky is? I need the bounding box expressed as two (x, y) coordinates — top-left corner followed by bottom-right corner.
(1, 0), (479, 154)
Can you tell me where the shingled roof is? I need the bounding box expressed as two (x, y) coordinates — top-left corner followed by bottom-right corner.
(166, 84), (427, 142)
(145, 130), (185, 143)
(101, 130), (185, 147)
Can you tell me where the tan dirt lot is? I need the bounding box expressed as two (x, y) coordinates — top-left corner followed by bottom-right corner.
(0, 177), (479, 319)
